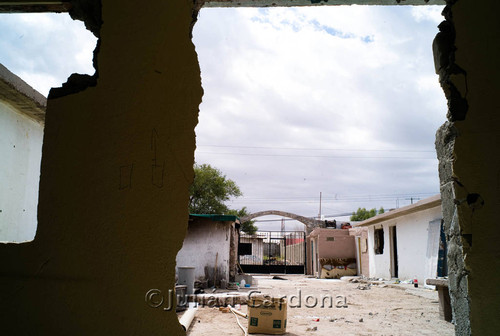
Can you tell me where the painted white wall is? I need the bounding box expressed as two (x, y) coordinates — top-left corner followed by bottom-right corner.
(0, 101), (43, 243)
(368, 225), (391, 279)
(176, 220), (232, 284)
(367, 206), (442, 283)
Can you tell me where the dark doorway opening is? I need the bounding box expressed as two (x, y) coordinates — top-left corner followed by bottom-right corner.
(391, 226), (399, 278)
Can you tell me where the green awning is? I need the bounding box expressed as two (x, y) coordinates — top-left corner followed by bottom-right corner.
(189, 214), (239, 222)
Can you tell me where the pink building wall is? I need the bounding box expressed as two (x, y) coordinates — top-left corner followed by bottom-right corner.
(307, 228), (356, 276)
(349, 227), (370, 278)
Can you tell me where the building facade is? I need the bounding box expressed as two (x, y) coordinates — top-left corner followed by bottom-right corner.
(356, 195), (443, 283)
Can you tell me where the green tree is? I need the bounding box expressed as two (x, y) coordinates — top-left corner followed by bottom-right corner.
(189, 163), (242, 214)
(227, 207), (258, 235)
(189, 164), (257, 234)
(379, 207), (385, 215)
(350, 207), (382, 221)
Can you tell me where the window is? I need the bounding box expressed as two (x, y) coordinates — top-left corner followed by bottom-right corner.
(374, 228), (384, 254)
(238, 242), (252, 255)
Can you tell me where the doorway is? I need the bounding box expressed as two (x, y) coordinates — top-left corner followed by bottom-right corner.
(390, 226), (398, 278)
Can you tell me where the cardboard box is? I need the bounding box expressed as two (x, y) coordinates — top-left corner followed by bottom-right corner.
(247, 296), (287, 335)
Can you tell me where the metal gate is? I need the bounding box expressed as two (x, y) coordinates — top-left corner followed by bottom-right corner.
(238, 231), (306, 274)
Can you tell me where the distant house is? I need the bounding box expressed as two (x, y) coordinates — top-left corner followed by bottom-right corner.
(355, 194), (446, 283)
(239, 234), (265, 265)
(176, 214), (240, 287)
(307, 228), (357, 278)
(0, 64), (45, 243)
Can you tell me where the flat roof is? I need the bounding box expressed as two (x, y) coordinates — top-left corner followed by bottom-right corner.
(355, 194), (441, 227)
(0, 63), (46, 123)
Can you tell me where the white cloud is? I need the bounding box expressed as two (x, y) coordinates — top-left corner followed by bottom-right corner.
(0, 13), (96, 96)
(0, 6), (445, 227)
(193, 6), (446, 223)
(411, 6), (444, 24)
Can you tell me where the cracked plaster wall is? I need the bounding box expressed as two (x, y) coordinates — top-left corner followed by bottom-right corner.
(0, 0), (201, 334)
(435, 0), (500, 335)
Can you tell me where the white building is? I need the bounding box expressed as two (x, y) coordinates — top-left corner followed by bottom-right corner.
(176, 214), (240, 287)
(356, 195), (444, 284)
(0, 64), (45, 243)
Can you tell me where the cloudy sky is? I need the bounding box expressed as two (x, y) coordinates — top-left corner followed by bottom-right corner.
(0, 5), (446, 230)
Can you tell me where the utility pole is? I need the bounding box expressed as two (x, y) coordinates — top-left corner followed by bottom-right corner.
(405, 197), (420, 205)
(318, 192), (322, 220)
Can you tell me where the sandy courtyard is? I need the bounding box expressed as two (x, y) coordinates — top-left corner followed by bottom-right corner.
(180, 275), (454, 336)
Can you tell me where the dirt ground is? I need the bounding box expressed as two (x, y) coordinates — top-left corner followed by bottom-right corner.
(180, 275), (454, 336)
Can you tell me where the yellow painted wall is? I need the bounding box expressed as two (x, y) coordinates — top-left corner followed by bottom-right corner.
(0, 0), (200, 334)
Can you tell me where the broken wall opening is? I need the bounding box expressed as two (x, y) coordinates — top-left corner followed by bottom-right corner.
(185, 3), (449, 333)
(0, 13), (97, 243)
(4, 0), (499, 335)
(192, 5), (446, 225)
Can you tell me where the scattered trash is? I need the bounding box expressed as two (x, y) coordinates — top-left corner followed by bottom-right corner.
(312, 318), (320, 322)
(357, 284), (371, 290)
(392, 307), (403, 311)
(272, 276), (288, 280)
(227, 283), (239, 290)
(306, 326), (318, 331)
(350, 278), (359, 283)
(219, 307), (230, 313)
(394, 279), (400, 284)
(359, 318), (364, 322)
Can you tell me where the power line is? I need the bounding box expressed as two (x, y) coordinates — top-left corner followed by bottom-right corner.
(229, 192), (438, 203)
(198, 144), (435, 153)
(237, 191), (437, 198)
(197, 151), (437, 160)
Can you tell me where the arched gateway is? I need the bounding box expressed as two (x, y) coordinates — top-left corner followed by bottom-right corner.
(238, 210), (327, 274)
(240, 210), (326, 233)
